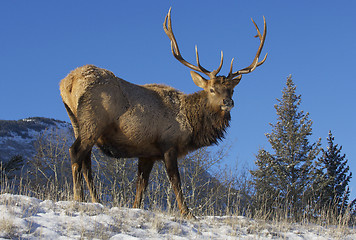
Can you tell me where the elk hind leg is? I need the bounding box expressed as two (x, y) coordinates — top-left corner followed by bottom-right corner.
(82, 149), (99, 203)
(63, 102), (79, 138)
(69, 93), (107, 202)
(133, 158), (155, 208)
(69, 138), (86, 201)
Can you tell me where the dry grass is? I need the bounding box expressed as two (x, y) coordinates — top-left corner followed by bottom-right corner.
(0, 216), (17, 239)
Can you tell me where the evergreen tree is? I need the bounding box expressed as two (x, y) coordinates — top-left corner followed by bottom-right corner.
(313, 131), (355, 214)
(250, 76), (321, 218)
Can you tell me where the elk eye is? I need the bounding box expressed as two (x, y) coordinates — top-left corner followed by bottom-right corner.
(210, 89), (215, 93)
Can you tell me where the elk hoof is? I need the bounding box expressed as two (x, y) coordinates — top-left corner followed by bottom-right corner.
(183, 211), (196, 220)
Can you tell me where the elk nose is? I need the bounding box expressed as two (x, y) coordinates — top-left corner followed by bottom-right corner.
(223, 99), (234, 107)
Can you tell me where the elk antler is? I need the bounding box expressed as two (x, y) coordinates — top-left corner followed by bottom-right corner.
(163, 8), (223, 79)
(228, 17), (268, 79)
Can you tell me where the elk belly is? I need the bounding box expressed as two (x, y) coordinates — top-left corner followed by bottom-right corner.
(96, 119), (162, 159)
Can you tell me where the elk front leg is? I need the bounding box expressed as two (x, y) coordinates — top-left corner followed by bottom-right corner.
(133, 158), (155, 208)
(163, 148), (194, 219)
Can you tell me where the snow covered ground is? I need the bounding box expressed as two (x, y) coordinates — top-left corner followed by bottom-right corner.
(0, 194), (354, 239)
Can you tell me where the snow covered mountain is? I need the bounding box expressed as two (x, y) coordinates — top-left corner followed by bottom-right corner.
(0, 117), (72, 164)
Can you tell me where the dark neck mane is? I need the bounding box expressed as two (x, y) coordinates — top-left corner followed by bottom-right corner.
(183, 91), (231, 149)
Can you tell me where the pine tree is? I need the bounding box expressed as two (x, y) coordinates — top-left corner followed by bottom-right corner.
(250, 76), (321, 218)
(313, 131), (355, 214)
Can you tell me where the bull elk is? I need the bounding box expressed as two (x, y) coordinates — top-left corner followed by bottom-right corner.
(59, 8), (267, 218)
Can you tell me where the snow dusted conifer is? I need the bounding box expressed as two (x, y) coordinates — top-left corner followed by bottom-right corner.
(250, 76), (321, 218)
(313, 131), (355, 214)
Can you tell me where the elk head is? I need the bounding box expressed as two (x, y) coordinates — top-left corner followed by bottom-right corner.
(163, 8), (267, 112)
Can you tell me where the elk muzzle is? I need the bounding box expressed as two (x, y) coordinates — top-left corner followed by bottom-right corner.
(221, 98), (234, 111)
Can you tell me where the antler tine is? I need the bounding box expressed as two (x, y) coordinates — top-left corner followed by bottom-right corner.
(230, 16), (268, 78)
(193, 45), (211, 75)
(163, 8), (223, 78)
(228, 58), (234, 77)
(212, 50), (224, 76)
(195, 46), (224, 77)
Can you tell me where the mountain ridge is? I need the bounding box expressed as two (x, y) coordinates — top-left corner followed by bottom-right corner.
(0, 117), (72, 163)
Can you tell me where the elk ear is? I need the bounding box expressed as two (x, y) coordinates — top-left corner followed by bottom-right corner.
(190, 71), (208, 89)
(231, 75), (242, 87)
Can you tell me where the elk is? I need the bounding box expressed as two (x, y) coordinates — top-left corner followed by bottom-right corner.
(59, 8), (267, 218)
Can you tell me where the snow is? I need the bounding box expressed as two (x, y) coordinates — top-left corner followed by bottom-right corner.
(21, 118), (35, 122)
(0, 194), (354, 239)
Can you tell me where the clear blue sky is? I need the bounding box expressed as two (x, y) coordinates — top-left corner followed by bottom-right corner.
(1, 1), (355, 198)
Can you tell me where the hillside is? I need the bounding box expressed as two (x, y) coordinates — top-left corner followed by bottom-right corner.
(0, 117), (71, 163)
(0, 193), (354, 239)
